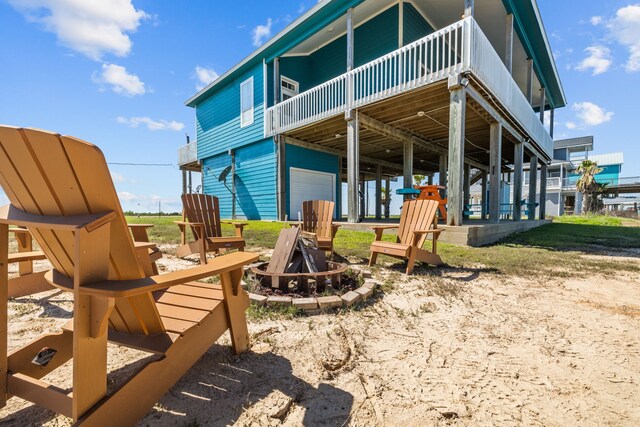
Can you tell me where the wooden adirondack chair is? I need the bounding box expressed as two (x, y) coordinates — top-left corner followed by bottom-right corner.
(295, 200), (340, 255)
(176, 193), (247, 264)
(368, 199), (444, 274)
(0, 126), (258, 425)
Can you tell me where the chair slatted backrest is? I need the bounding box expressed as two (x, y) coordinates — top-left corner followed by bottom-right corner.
(301, 200), (334, 239)
(181, 193), (222, 240)
(397, 199), (439, 246)
(0, 126), (164, 335)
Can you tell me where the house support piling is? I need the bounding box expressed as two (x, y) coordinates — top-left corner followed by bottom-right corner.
(528, 155), (538, 220)
(539, 162), (547, 219)
(347, 111), (360, 223)
(489, 122), (502, 223)
(513, 142), (524, 221)
(446, 83), (466, 226)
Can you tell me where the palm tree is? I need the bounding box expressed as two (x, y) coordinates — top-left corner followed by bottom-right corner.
(576, 160), (603, 213)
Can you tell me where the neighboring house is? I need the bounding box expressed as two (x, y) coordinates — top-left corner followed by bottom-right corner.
(179, 0), (565, 226)
(522, 136), (624, 216)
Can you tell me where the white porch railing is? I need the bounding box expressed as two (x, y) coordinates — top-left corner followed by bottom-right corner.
(265, 16), (553, 157)
(178, 141), (198, 166)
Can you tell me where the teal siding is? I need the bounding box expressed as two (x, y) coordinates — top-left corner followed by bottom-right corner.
(285, 144), (340, 219)
(196, 62), (264, 159)
(567, 164), (622, 186)
(307, 5), (399, 88)
(202, 138), (277, 220)
(403, 3), (434, 45)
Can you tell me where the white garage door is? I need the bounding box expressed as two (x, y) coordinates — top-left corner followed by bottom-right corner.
(289, 167), (335, 220)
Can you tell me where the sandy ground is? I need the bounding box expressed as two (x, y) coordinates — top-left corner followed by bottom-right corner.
(1, 247), (639, 426)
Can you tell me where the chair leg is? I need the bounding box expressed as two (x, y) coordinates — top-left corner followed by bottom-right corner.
(406, 247), (417, 275)
(220, 268), (250, 354)
(368, 250), (378, 267)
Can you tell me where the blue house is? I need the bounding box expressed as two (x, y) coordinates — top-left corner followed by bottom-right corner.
(179, 0), (565, 227)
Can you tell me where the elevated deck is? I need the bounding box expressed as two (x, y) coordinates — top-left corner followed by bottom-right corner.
(336, 218), (550, 247)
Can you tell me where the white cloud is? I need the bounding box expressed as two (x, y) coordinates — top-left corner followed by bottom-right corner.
(116, 116), (184, 131)
(572, 102), (613, 127)
(194, 66), (219, 90)
(566, 121), (577, 129)
(575, 46), (612, 75)
(7, 0), (148, 61)
(590, 16), (603, 26)
(607, 5), (640, 72)
(94, 64), (145, 96)
(252, 18), (273, 47)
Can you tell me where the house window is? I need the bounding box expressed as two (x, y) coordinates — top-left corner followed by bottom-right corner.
(281, 76), (299, 101)
(240, 77), (254, 127)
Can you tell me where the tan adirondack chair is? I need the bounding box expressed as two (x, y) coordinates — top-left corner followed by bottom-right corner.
(368, 199), (443, 274)
(176, 193), (247, 264)
(0, 126), (258, 425)
(296, 200), (340, 255)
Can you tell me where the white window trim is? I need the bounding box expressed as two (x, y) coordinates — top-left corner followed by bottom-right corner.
(280, 75), (299, 101)
(240, 77), (254, 128)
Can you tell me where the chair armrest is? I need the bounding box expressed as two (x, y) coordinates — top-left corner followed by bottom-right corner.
(45, 252), (260, 298)
(371, 225), (399, 231)
(221, 221), (247, 237)
(8, 228), (31, 236)
(331, 223), (340, 238)
(174, 221), (204, 226)
(127, 223), (154, 242)
(412, 229), (443, 235)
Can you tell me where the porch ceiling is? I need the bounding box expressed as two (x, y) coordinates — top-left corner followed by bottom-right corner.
(283, 81), (528, 177)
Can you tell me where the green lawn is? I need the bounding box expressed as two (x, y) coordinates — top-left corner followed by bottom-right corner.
(127, 215), (640, 279)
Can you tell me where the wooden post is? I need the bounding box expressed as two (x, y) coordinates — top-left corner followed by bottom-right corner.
(481, 170), (488, 219)
(360, 176), (366, 219)
(181, 170), (187, 195)
(463, 163), (471, 218)
(398, 0), (404, 48)
(464, 0), (474, 18)
(539, 87), (546, 123)
(446, 87), (466, 226)
(347, 111), (360, 223)
(0, 224), (7, 407)
(513, 142), (524, 221)
(505, 14), (514, 74)
(375, 164), (382, 220)
(347, 8), (354, 71)
(539, 162), (547, 219)
(489, 122), (502, 223)
(549, 108), (555, 138)
(526, 58), (534, 105)
(403, 141), (413, 200)
(276, 137), (286, 221)
(427, 174), (433, 185)
(528, 155), (538, 220)
(439, 154), (447, 199)
(337, 156), (343, 219)
(384, 176), (391, 218)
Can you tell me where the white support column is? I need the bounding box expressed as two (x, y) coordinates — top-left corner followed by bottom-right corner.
(337, 156), (343, 219)
(398, 0), (404, 48)
(463, 163), (471, 218)
(539, 87), (546, 123)
(384, 176), (391, 218)
(513, 142), (524, 221)
(276, 137), (286, 221)
(505, 14), (514, 74)
(489, 122), (502, 223)
(464, 0), (474, 18)
(347, 111), (360, 223)
(403, 140), (413, 200)
(446, 87), (466, 226)
(439, 154), (447, 199)
(539, 162), (548, 220)
(345, 8), (355, 120)
(526, 58), (534, 105)
(528, 155), (538, 220)
(481, 170), (488, 219)
(375, 164), (382, 220)
(273, 57), (280, 106)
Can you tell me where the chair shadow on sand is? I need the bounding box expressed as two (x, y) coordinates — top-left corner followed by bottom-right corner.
(0, 346), (354, 426)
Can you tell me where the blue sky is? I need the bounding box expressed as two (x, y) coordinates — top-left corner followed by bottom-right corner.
(0, 0), (638, 215)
